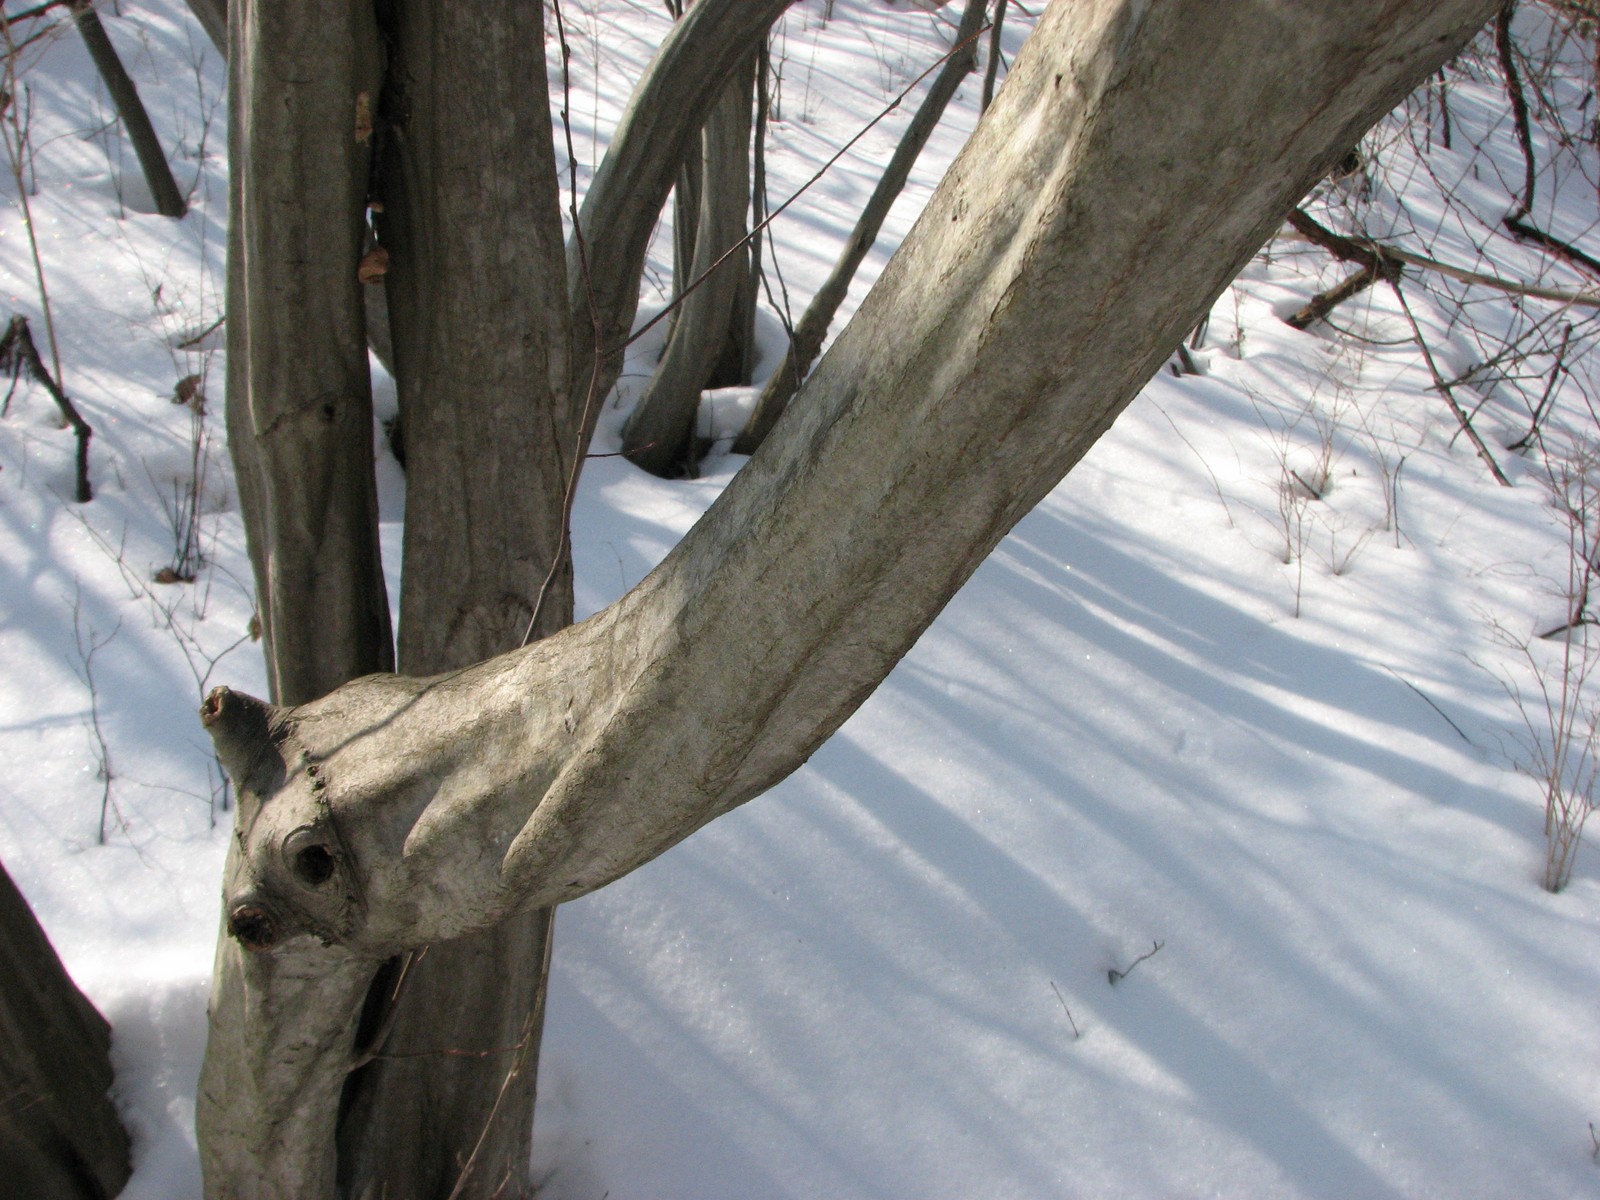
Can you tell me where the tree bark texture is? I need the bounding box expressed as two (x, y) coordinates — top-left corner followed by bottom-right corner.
(622, 54), (755, 476)
(72, 0), (188, 219)
(335, 3), (572, 1196)
(203, 1), (1500, 1194)
(568, 0), (791, 442)
(0, 859), (130, 1200)
(223, 0), (391, 707)
(734, 0), (986, 454)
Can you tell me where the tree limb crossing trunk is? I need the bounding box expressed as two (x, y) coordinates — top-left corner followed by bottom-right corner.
(202, 1), (1500, 1194)
(335, 3), (572, 1197)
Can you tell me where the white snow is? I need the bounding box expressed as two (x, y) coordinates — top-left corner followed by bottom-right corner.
(2, 2), (1598, 1198)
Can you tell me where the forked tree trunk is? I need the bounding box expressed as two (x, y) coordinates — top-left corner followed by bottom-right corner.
(622, 55), (755, 475)
(202, 4), (1498, 1198)
(0, 859), (129, 1200)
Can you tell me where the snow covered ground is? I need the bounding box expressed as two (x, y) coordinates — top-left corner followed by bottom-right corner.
(2, 2), (1599, 1197)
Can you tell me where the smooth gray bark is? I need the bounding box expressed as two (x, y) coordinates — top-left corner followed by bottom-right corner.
(336, 3), (571, 1196)
(207, 5), (801, 1195)
(567, 0), (791, 440)
(72, 0), (187, 219)
(222, 0), (391, 706)
(0, 859), (129, 1200)
(622, 56), (755, 475)
(734, 0), (986, 454)
(201, 5), (1498, 1197)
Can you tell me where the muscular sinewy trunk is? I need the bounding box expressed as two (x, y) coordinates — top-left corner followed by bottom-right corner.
(202, 2), (390, 1191)
(223, 0), (390, 706)
(203, 3), (1501, 1196)
(333, 3), (573, 1197)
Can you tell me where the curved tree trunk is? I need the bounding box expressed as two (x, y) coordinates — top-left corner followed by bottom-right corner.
(568, 0), (792, 441)
(186, 0), (228, 54)
(203, 1), (1499, 1195)
(734, 0), (986, 455)
(622, 55), (755, 476)
(0, 859), (129, 1200)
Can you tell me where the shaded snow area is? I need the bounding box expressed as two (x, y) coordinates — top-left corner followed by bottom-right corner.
(1, 2), (1599, 1197)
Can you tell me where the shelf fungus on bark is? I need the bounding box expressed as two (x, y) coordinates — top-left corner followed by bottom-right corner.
(202, 686), (364, 954)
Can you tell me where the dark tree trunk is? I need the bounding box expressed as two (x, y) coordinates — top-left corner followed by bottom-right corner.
(0, 859), (130, 1200)
(622, 54), (756, 475)
(72, 0), (188, 218)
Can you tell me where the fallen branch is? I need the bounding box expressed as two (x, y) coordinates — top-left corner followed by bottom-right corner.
(1286, 263), (1381, 330)
(0, 315), (90, 501)
(1108, 940), (1163, 986)
(1283, 210), (1600, 308)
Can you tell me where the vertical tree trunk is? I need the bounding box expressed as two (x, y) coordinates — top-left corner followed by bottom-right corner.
(0, 859), (129, 1200)
(981, 0), (1007, 113)
(200, 1), (391, 1194)
(735, 0), (986, 454)
(621, 54), (755, 475)
(222, 0), (390, 706)
(334, 3), (573, 1198)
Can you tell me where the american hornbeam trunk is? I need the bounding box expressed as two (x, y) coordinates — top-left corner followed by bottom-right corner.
(208, 2), (792, 1197)
(223, 0), (390, 705)
(333, 2), (572, 1196)
(567, 0), (793, 438)
(203, 1), (1498, 1196)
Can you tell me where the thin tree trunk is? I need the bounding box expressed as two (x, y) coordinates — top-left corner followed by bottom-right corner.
(72, 0), (187, 218)
(0, 858), (130, 1200)
(568, 0), (791, 444)
(735, 0), (985, 455)
(981, 0), (1007, 113)
(334, 3), (572, 1197)
(622, 54), (755, 476)
(201, 1), (390, 1188)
